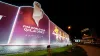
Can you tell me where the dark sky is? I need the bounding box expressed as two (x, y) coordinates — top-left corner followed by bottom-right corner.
(0, 0), (97, 39)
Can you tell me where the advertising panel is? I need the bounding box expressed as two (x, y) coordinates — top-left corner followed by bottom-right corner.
(0, 1), (71, 46)
(9, 5), (49, 45)
(0, 2), (18, 44)
(50, 21), (70, 45)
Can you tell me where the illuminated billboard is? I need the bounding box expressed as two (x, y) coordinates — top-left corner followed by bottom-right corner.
(8, 2), (49, 45)
(0, 1), (18, 44)
(9, 6), (49, 45)
(0, 1), (72, 46)
(50, 21), (71, 45)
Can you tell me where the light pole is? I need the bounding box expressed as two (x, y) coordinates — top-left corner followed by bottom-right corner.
(68, 26), (71, 30)
(68, 26), (71, 36)
(68, 26), (72, 42)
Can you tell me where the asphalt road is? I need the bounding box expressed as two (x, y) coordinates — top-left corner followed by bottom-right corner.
(78, 45), (100, 56)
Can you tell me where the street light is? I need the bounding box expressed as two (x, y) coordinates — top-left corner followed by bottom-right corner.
(68, 26), (71, 35)
(67, 26), (72, 41)
(67, 26), (71, 35)
(67, 26), (73, 44)
(68, 26), (71, 30)
(84, 34), (86, 36)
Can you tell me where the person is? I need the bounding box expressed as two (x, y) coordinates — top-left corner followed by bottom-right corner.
(47, 45), (52, 56)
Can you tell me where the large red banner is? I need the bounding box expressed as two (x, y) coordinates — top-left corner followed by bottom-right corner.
(0, 2), (18, 44)
(0, 1), (71, 46)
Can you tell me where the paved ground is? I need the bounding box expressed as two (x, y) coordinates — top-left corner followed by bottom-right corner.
(78, 45), (100, 56)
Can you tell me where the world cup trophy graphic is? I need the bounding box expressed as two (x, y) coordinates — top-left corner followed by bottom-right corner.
(33, 1), (43, 27)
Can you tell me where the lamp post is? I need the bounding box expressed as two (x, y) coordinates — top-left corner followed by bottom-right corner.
(68, 26), (72, 42)
(68, 26), (71, 30)
(68, 26), (71, 36)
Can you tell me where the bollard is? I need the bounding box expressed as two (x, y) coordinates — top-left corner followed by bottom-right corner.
(47, 45), (51, 56)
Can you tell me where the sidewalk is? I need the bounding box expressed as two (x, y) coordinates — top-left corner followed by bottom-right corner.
(78, 45), (100, 56)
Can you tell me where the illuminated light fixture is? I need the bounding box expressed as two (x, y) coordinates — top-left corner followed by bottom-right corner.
(8, 7), (21, 44)
(68, 26), (71, 30)
(7, 46), (22, 51)
(0, 15), (3, 20)
(10, 38), (25, 45)
(49, 20), (50, 45)
(84, 34), (86, 36)
(28, 39), (38, 45)
(81, 28), (89, 32)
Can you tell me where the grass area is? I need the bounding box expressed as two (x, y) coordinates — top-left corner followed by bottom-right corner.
(7, 50), (47, 56)
(52, 45), (72, 53)
(50, 46), (88, 56)
(4, 45), (88, 56)
(7, 45), (72, 56)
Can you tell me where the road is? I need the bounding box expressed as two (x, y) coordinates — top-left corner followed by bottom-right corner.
(78, 45), (100, 56)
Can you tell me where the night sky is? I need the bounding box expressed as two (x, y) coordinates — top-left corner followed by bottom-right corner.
(0, 0), (97, 39)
